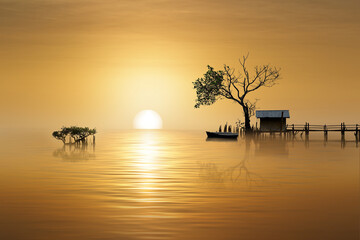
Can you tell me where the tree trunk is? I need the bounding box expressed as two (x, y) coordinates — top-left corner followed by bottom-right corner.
(243, 106), (252, 133)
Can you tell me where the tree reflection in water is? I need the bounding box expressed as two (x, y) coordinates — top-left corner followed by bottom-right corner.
(200, 136), (264, 187)
(53, 144), (95, 161)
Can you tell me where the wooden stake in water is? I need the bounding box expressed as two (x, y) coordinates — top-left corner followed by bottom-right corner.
(324, 124), (328, 142)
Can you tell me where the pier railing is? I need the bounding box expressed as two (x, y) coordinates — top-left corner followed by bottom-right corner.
(286, 123), (359, 132)
(283, 123), (359, 142)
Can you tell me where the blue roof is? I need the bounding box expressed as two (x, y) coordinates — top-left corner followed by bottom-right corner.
(256, 110), (290, 118)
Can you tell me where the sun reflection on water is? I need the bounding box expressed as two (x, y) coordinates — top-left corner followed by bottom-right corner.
(131, 131), (162, 193)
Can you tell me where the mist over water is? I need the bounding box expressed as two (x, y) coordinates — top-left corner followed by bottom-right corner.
(0, 130), (358, 240)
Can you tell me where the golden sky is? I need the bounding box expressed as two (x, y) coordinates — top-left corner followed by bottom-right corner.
(1, 0), (359, 130)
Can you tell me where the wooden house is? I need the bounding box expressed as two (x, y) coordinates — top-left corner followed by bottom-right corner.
(256, 110), (290, 132)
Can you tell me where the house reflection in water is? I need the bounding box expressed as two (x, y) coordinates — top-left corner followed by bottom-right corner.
(254, 136), (289, 158)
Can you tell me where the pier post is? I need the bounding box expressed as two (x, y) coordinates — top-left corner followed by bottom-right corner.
(341, 122), (345, 141)
(340, 122), (346, 148)
(305, 130), (309, 148)
(305, 122), (309, 137)
(324, 124), (328, 145)
(304, 122), (309, 144)
(324, 124), (328, 144)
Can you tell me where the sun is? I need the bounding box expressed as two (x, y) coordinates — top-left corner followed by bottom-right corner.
(133, 110), (163, 129)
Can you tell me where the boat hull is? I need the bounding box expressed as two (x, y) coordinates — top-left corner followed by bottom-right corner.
(206, 131), (238, 139)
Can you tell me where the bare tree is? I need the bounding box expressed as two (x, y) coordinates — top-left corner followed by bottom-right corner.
(193, 54), (281, 133)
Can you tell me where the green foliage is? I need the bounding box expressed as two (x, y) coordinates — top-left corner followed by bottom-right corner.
(52, 126), (96, 144)
(192, 65), (224, 108)
(193, 54), (281, 132)
(52, 131), (67, 143)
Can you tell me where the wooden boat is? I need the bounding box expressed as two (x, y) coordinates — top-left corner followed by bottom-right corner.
(206, 131), (238, 139)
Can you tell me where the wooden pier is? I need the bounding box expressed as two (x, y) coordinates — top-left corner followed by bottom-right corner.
(250, 122), (360, 144)
(286, 123), (359, 139)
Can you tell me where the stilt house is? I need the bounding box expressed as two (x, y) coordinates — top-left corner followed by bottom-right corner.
(256, 110), (290, 132)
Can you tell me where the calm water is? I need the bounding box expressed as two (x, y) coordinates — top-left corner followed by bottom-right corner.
(0, 130), (358, 240)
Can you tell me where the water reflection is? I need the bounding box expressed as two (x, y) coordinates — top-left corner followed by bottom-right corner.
(254, 136), (289, 157)
(0, 130), (358, 240)
(206, 138), (238, 142)
(200, 136), (263, 186)
(53, 144), (95, 161)
(258, 131), (358, 149)
(292, 131), (359, 148)
(129, 131), (160, 192)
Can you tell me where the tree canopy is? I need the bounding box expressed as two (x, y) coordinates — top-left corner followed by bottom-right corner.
(52, 126), (96, 144)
